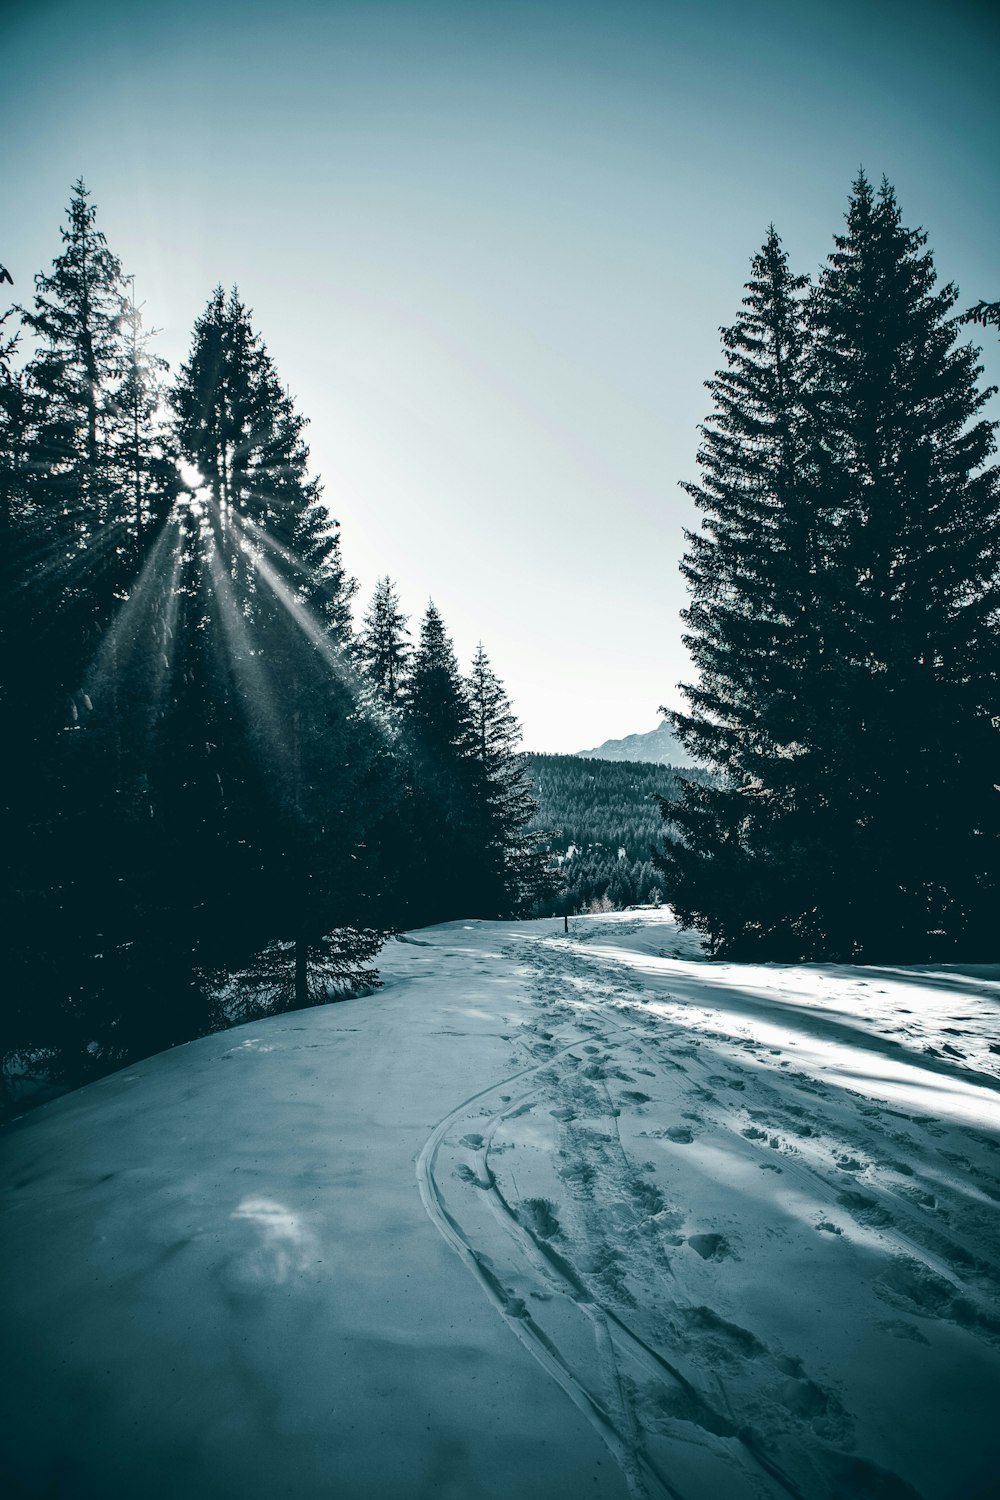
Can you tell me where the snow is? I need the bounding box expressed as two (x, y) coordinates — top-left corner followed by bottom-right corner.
(2, 911), (999, 1500)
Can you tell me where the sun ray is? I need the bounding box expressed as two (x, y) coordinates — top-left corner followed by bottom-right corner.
(203, 530), (291, 768)
(83, 512), (188, 725)
(224, 509), (360, 694)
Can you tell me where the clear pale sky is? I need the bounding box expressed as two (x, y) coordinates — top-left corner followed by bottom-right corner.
(4, 0), (999, 750)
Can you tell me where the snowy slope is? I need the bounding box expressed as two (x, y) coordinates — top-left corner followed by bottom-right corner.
(2, 912), (999, 1500)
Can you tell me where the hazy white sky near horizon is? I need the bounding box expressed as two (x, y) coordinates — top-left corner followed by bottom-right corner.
(4, 0), (999, 751)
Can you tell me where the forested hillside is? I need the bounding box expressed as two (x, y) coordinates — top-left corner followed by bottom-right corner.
(523, 754), (706, 914)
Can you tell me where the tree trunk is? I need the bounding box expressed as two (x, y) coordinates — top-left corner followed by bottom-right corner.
(294, 934), (308, 1009)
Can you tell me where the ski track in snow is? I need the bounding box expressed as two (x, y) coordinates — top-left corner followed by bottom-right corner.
(416, 920), (1000, 1500)
(3, 912), (998, 1500)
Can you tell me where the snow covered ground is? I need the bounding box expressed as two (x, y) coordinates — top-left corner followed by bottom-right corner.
(2, 911), (999, 1500)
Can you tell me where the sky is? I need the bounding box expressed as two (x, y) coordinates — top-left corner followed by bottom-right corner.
(4, 0), (999, 751)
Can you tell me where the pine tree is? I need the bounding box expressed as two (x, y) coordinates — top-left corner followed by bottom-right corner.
(171, 286), (352, 635)
(803, 175), (999, 956)
(8, 186), (172, 740)
(401, 602), (477, 924)
(161, 287), (384, 1016)
(465, 644), (549, 916)
(17, 182), (133, 685)
(20, 182), (123, 487)
(2, 189), (176, 1080)
(658, 227), (821, 956)
(406, 601), (473, 763)
(109, 285), (177, 574)
(661, 179), (1000, 960)
(357, 576), (411, 717)
(0, 289), (43, 1088)
(0, 294), (30, 633)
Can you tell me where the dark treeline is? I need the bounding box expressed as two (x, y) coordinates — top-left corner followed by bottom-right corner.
(524, 754), (708, 914)
(1, 183), (547, 1100)
(659, 174), (1000, 962)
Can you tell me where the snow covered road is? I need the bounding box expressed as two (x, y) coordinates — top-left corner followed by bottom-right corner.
(2, 912), (999, 1499)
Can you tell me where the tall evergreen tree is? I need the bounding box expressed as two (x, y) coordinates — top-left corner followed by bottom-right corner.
(401, 602), (477, 924)
(658, 227), (821, 956)
(465, 644), (548, 916)
(8, 185), (172, 734)
(0, 293), (30, 623)
(2, 189), (176, 1080)
(0, 286), (43, 1086)
(160, 287), (383, 1017)
(661, 178), (1000, 960)
(109, 286), (176, 573)
(20, 182), (123, 488)
(803, 175), (999, 955)
(357, 575), (411, 717)
(171, 286), (352, 635)
(405, 601), (473, 764)
(17, 182), (133, 680)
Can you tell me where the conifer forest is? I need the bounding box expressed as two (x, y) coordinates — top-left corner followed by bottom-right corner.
(2, 172), (998, 1100)
(523, 755), (707, 915)
(1, 184), (550, 1097)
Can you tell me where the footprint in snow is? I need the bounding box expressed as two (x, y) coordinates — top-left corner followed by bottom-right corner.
(665, 1124), (694, 1143)
(517, 1196), (563, 1240)
(632, 1176), (670, 1218)
(778, 1372), (852, 1443)
(683, 1304), (763, 1356)
(876, 1255), (972, 1326)
(838, 1189), (894, 1227)
(455, 1163), (490, 1190)
(686, 1232), (732, 1260)
(878, 1317), (930, 1345)
(460, 1133), (484, 1149)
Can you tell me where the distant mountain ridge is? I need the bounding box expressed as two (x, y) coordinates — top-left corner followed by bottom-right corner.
(575, 719), (693, 766)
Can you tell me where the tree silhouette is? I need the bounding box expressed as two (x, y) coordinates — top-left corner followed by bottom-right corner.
(661, 177), (1000, 960)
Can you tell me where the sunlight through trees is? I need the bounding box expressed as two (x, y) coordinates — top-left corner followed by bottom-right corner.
(1, 186), (543, 1097)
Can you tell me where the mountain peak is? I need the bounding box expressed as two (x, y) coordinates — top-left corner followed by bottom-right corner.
(575, 719), (692, 766)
